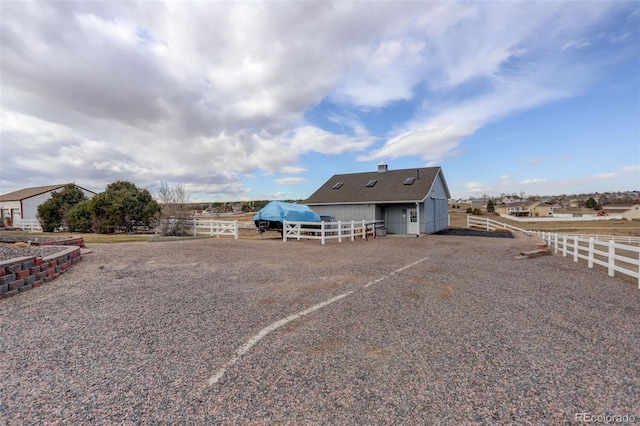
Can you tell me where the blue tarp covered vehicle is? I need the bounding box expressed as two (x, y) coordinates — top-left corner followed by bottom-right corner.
(254, 201), (321, 234)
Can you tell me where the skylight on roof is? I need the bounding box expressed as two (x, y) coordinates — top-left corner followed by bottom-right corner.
(332, 182), (344, 189)
(366, 179), (377, 187)
(404, 177), (415, 185)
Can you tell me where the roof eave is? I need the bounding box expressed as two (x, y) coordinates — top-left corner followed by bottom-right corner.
(305, 199), (424, 206)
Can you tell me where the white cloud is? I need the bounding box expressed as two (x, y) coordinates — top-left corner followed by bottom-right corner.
(562, 39), (592, 50)
(620, 165), (640, 172)
(278, 166), (308, 174)
(465, 182), (492, 194)
(289, 126), (374, 155)
(519, 178), (549, 185)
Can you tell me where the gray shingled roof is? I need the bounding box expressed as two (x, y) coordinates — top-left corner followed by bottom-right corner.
(0, 184), (95, 202)
(304, 167), (448, 204)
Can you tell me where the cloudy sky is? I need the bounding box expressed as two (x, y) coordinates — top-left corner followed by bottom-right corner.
(1, 1), (638, 201)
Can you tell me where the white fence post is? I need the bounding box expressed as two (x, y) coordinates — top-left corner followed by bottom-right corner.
(338, 221), (342, 243)
(573, 236), (579, 263)
(608, 240), (615, 277)
(588, 238), (594, 268)
(321, 221), (326, 245)
(362, 220), (366, 239)
(554, 233), (559, 253)
(193, 219), (197, 236)
(351, 221), (355, 241)
(562, 235), (567, 257)
(283, 220), (287, 242)
(234, 220), (239, 239)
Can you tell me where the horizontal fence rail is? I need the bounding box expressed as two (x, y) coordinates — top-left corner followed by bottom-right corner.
(283, 220), (382, 245)
(466, 215), (640, 288)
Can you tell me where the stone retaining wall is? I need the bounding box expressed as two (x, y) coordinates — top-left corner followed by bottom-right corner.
(39, 237), (85, 247)
(0, 245), (82, 299)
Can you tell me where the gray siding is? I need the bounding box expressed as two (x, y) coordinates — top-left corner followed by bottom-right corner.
(423, 174), (449, 233)
(382, 204), (414, 234)
(23, 193), (55, 221)
(307, 204), (375, 223)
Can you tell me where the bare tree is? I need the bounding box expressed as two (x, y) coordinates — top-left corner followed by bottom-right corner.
(156, 182), (191, 236)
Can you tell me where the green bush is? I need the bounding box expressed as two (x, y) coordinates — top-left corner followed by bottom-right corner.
(37, 184), (87, 232)
(88, 181), (161, 233)
(67, 200), (93, 232)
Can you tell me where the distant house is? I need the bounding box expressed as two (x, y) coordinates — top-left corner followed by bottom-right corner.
(601, 204), (640, 220)
(495, 202), (531, 217)
(496, 201), (554, 217)
(0, 184), (96, 226)
(304, 163), (451, 235)
(529, 201), (554, 217)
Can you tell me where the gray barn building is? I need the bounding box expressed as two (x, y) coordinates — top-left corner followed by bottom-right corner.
(304, 163), (451, 235)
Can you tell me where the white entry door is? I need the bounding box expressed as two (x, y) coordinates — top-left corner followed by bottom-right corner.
(407, 209), (419, 234)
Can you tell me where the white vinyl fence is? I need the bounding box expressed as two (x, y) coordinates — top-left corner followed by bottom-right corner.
(467, 215), (640, 288)
(467, 215), (528, 234)
(283, 220), (382, 245)
(12, 219), (43, 232)
(192, 219), (239, 239)
(532, 232), (639, 288)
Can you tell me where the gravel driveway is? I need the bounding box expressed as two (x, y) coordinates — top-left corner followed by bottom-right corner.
(1, 233), (638, 424)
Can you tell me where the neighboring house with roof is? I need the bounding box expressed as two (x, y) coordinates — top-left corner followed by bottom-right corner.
(600, 204), (640, 220)
(495, 202), (531, 217)
(0, 184), (96, 226)
(529, 201), (554, 217)
(303, 163), (451, 235)
(496, 201), (554, 217)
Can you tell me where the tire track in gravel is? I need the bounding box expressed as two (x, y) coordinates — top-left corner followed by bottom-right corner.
(205, 255), (431, 387)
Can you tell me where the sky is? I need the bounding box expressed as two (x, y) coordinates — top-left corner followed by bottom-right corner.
(1, 1), (639, 202)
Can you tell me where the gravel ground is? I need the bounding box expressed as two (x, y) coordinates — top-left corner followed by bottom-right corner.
(0, 243), (69, 261)
(0, 232), (638, 424)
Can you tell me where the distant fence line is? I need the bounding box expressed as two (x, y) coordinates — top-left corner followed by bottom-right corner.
(467, 215), (639, 289)
(498, 213), (623, 222)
